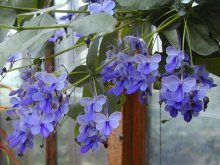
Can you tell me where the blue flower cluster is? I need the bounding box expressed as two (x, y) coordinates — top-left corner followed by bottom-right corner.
(101, 36), (161, 102)
(76, 95), (121, 153)
(7, 66), (69, 155)
(160, 46), (216, 122)
(88, 0), (115, 15)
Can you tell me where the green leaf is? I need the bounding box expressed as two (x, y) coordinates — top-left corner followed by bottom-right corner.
(162, 30), (180, 49)
(71, 13), (117, 36)
(0, 0), (16, 42)
(17, 4), (66, 25)
(116, 0), (173, 10)
(194, 1), (220, 38)
(0, 13), (56, 68)
(87, 76), (104, 95)
(10, 0), (39, 7)
(69, 65), (89, 86)
(67, 103), (84, 120)
(83, 86), (93, 97)
(107, 94), (126, 114)
(194, 55), (220, 77)
(186, 18), (219, 56)
(98, 32), (117, 65)
(28, 42), (54, 58)
(0, 9), (16, 42)
(86, 37), (100, 72)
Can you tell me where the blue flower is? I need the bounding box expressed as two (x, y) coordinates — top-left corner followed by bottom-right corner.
(80, 95), (107, 121)
(8, 130), (33, 155)
(194, 65), (216, 88)
(7, 67), (69, 154)
(162, 75), (196, 102)
(76, 115), (98, 142)
(60, 13), (74, 21)
(93, 112), (121, 135)
(101, 49), (161, 98)
(48, 29), (65, 43)
(88, 0), (115, 15)
(84, 0), (100, 2)
(124, 36), (148, 54)
(165, 105), (179, 118)
(7, 53), (20, 62)
(165, 46), (185, 72)
(181, 100), (203, 122)
(26, 112), (55, 137)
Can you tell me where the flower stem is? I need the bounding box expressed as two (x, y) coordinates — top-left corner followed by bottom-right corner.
(0, 5), (147, 14)
(8, 20), (136, 72)
(0, 24), (70, 30)
(63, 15), (180, 91)
(182, 24), (186, 50)
(184, 18), (194, 66)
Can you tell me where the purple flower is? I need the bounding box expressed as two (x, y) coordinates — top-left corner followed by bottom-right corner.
(76, 115), (98, 142)
(93, 112), (121, 135)
(181, 100), (203, 122)
(8, 130), (33, 155)
(165, 46), (185, 72)
(101, 48), (161, 99)
(88, 0), (115, 15)
(80, 95), (107, 121)
(84, 0), (100, 2)
(48, 29), (65, 43)
(7, 67), (69, 154)
(80, 138), (99, 154)
(194, 65), (216, 88)
(60, 13), (74, 21)
(76, 114), (103, 154)
(75, 33), (84, 38)
(165, 105), (179, 118)
(7, 53), (20, 62)
(162, 75), (196, 102)
(124, 36), (148, 54)
(26, 112), (55, 137)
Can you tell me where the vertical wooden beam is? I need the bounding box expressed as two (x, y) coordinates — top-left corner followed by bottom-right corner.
(108, 93), (147, 165)
(45, 48), (57, 165)
(108, 119), (123, 165)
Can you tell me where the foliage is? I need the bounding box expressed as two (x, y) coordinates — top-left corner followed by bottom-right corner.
(0, 0), (219, 158)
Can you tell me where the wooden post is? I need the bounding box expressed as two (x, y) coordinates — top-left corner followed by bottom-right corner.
(108, 93), (147, 165)
(45, 48), (57, 165)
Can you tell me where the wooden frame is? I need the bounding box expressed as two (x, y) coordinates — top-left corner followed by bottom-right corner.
(108, 93), (147, 165)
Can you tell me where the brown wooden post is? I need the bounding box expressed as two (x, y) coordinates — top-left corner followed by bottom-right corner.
(108, 93), (147, 165)
(45, 48), (57, 165)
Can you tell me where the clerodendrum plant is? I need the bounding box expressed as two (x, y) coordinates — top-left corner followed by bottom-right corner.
(0, 0), (219, 158)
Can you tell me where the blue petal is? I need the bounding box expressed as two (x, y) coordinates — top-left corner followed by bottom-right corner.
(182, 77), (196, 92)
(163, 75), (180, 91)
(171, 85), (184, 102)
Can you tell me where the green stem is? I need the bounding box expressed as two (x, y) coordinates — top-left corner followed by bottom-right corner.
(7, 64), (33, 72)
(62, 75), (90, 91)
(8, 20), (136, 72)
(184, 18), (193, 66)
(62, 15), (180, 92)
(147, 14), (178, 49)
(11, 15), (180, 91)
(68, 71), (88, 75)
(182, 20), (186, 50)
(144, 14), (181, 54)
(0, 5), (90, 13)
(0, 24), (70, 30)
(92, 77), (98, 96)
(0, 5), (147, 14)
